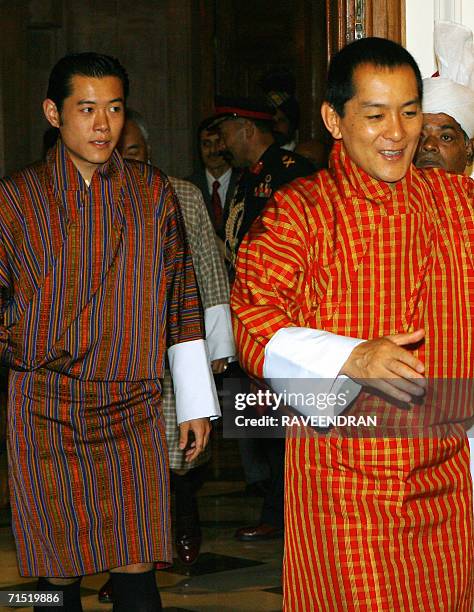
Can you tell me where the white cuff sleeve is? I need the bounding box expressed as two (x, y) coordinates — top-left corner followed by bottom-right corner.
(168, 339), (221, 424)
(263, 327), (366, 417)
(204, 304), (236, 361)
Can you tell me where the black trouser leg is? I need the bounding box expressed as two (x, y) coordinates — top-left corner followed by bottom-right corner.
(35, 577), (82, 612)
(172, 464), (207, 535)
(260, 438), (285, 528)
(111, 570), (162, 612)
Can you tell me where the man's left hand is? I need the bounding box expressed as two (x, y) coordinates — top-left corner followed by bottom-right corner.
(179, 417), (212, 462)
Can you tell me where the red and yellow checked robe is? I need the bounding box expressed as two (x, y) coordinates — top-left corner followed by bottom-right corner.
(232, 141), (474, 611)
(0, 141), (204, 577)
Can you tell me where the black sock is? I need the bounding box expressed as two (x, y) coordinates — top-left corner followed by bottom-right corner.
(110, 570), (162, 612)
(35, 577), (82, 612)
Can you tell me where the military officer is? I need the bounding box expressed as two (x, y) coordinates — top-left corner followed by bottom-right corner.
(211, 97), (315, 269)
(213, 96), (315, 543)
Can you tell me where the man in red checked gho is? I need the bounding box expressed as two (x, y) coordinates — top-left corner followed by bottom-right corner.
(232, 37), (473, 611)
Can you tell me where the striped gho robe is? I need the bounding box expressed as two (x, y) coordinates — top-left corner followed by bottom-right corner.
(232, 141), (474, 611)
(0, 140), (205, 577)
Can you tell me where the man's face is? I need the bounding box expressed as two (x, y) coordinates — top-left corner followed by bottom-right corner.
(118, 119), (149, 163)
(218, 119), (249, 167)
(415, 113), (473, 174)
(200, 128), (229, 172)
(323, 64), (422, 183)
(43, 74), (125, 181)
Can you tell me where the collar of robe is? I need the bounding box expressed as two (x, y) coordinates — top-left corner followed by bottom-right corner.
(46, 138), (125, 195)
(329, 140), (415, 207)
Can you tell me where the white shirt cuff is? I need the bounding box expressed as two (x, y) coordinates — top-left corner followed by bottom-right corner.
(204, 304), (236, 361)
(263, 327), (366, 417)
(167, 339), (221, 424)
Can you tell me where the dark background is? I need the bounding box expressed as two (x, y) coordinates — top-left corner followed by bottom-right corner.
(0, 0), (403, 177)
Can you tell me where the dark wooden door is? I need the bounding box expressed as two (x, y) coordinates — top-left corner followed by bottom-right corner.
(193, 0), (404, 145)
(194, 0), (328, 142)
(327, 0), (405, 59)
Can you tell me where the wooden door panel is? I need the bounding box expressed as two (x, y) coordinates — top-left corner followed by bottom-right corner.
(327, 0), (404, 60)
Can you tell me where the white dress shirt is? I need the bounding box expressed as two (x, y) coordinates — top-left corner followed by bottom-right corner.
(206, 167), (232, 206)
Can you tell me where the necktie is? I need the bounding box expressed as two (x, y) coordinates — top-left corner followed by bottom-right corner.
(211, 180), (223, 230)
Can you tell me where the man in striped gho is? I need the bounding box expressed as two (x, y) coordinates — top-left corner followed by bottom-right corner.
(0, 53), (220, 612)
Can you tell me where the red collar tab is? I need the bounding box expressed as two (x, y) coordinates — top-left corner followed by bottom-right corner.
(249, 160), (264, 174)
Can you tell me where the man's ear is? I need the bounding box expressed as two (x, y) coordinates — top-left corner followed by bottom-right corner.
(466, 137), (474, 166)
(243, 119), (254, 139)
(43, 98), (61, 128)
(321, 101), (342, 140)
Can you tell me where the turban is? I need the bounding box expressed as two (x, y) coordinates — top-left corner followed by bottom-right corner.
(422, 21), (474, 139)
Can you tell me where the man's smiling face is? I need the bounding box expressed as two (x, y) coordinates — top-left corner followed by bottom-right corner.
(325, 63), (423, 183)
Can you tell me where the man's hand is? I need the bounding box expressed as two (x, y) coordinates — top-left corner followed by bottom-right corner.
(211, 357), (228, 374)
(341, 329), (426, 403)
(179, 417), (212, 462)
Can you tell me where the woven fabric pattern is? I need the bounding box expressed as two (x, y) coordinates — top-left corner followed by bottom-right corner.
(232, 141), (474, 610)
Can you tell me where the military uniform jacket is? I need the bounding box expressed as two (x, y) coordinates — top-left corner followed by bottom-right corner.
(225, 143), (315, 265)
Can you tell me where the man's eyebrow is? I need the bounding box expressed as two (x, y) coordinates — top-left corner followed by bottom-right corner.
(361, 98), (420, 108)
(401, 98), (420, 107)
(77, 97), (124, 105)
(422, 124), (458, 131)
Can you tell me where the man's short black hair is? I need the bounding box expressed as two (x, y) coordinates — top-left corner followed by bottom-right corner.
(46, 52), (129, 112)
(325, 37), (423, 117)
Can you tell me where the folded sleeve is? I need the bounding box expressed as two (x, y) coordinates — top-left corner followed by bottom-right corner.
(169, 178), (235, 362)
(163, 178), (205, 347)
(263, 327), (364, 415)
(168, 339), (221, 424)
(163, 179), (221, 422)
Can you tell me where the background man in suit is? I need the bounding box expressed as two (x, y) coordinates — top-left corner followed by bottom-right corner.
(186, 117), (240, 244)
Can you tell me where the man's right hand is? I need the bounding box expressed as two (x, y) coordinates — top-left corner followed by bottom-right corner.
(340, 329), (426, 403)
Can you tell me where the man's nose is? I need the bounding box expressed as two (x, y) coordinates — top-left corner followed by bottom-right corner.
(94, 110), (110, 132)
(421, 135), (439, 152)
(210, 140), (221, 154)
(384, 114), (405, 141)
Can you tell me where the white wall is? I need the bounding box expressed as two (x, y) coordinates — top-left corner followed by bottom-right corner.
(405, 0), (474, 77)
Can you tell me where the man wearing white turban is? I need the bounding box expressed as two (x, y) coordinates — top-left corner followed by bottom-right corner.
(416, 22), (474, 174)
(415, 20), (474, 503)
